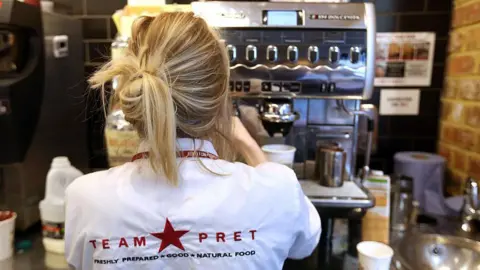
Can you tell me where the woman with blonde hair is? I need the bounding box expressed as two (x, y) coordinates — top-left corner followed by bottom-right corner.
(65, 12), (320, 270)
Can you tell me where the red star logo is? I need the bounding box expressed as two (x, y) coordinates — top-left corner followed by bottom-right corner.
(151, 218), (189, 253)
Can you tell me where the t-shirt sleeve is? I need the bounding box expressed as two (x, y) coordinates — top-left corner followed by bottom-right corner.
(256, 162), (321, 259)
(287, 180), (322, 259)
(64, 184), (86, 270)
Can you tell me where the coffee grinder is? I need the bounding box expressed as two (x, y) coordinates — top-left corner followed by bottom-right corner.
(0, 1), (88, 229)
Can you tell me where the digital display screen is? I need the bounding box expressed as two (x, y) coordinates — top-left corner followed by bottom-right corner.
(266, 11), (299, 26)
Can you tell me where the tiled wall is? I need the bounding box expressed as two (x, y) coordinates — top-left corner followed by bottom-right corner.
(439, 0), (480, 195)
(360, 0), (452, 174)
(71, 0), (452, 172)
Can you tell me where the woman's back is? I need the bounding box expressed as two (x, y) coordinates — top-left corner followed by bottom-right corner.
(65, 139), (320, 270)
(66, 11), (321, 269)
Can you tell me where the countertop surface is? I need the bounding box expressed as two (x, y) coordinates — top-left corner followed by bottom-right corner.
(1, 217), (471, 270)
(0, 231), (337, 270)
(0, 234), (68, 270)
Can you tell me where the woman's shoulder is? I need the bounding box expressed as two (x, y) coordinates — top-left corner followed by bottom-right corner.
(232, 161), (300, 192)
(65, 164), (133, 200)
(248, 162), (297, 181)
(231, 162), (305, 220)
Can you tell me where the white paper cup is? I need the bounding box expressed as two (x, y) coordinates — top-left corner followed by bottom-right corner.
(261, 144), (296, 168)
(357, 241), (393, 270)
(0, 213), (16, 261)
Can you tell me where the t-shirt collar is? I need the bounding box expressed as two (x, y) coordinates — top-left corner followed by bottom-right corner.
(138, 138), (218, 156)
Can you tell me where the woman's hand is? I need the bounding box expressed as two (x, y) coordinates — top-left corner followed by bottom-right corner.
(232, 116), (267, 167)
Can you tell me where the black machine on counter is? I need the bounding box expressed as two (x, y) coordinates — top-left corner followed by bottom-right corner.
(0, 1), (89, 230)
(192, 1), (376, 268)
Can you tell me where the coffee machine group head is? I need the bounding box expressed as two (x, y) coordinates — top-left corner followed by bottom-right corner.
(259, 99), (299, 137)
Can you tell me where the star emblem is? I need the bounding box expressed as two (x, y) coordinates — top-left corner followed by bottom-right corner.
(151, 218), (189, 253)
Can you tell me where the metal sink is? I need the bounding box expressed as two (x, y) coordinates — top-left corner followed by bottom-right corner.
(392, 234), (480, 270)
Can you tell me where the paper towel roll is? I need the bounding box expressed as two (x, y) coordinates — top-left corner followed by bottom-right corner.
(394, 152), (446, 214)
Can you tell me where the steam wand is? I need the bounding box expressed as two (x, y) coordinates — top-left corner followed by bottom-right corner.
(336, 100), (374, 183)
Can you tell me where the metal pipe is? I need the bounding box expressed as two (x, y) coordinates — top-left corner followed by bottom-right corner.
(464, 178), (479, 215)
(336, 100), (374, 182)
(336, 99), (373, 120)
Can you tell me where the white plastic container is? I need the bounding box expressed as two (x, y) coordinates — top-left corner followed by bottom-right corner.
(45, 251), (68, 269)
(261, 144), (296, 168)
(0, 212), (16, 261)
(39, 157), (83, 254)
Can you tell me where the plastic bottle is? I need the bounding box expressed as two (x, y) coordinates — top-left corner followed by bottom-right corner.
(39, 157), (83, 254)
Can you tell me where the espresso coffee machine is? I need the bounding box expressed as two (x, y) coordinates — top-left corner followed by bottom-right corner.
(0, 1), (89, 229)
(193, 2), (376, 268)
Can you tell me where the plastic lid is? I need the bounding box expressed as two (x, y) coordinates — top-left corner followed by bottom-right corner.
(370, 170), (384, 176)
(51, 157), (71, 168)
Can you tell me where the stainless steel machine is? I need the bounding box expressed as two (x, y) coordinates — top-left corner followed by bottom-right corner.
(192, 1), (376, 268)
(0, 1), (89, 230)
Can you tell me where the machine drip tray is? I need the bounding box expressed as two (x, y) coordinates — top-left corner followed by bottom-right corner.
(299, 180), (374, 209)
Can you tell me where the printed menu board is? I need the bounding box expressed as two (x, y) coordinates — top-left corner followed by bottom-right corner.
(374, 32), (436, 87)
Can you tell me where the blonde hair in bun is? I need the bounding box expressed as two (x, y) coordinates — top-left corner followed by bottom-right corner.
(89, 12), (234, 185)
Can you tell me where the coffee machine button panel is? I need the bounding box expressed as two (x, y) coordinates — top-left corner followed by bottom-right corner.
(261, 82), (272, 92)
(329, 46), (340, 63)
(226, 45), (237, 63)
(282, 82), (301, 93)
(287, 45), (299, 62)
(266, 45), (278, 62)
(320, 83), (327, 93)
(272, 82), (282, 92)
(243, 81), (251, 92)
(350, 46), (361, 64)
(235, 81), (243, 92)
(246, 45), (257, 62)
(308, 46), (319, 63)
(328, 83), (336, 92)
(220, 28), (369, 98)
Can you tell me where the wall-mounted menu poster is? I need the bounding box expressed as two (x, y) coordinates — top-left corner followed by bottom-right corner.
(374, 32), (436, 87)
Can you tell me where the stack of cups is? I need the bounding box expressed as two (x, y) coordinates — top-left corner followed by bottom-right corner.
(357, 241), (394, 270)
(0, 211), (16, 261)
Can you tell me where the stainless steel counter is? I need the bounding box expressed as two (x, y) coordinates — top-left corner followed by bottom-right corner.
(300, 180), (374, 209)
(0, 235), (69, 270)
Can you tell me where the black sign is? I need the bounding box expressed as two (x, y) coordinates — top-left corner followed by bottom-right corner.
(316, 15), (361, 21)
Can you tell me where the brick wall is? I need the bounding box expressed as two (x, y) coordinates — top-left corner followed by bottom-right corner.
(440, 0), (480, 194)
(69, 0), (452, 171)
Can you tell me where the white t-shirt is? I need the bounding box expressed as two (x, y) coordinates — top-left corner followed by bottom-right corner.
(65, 139), (321, 270)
